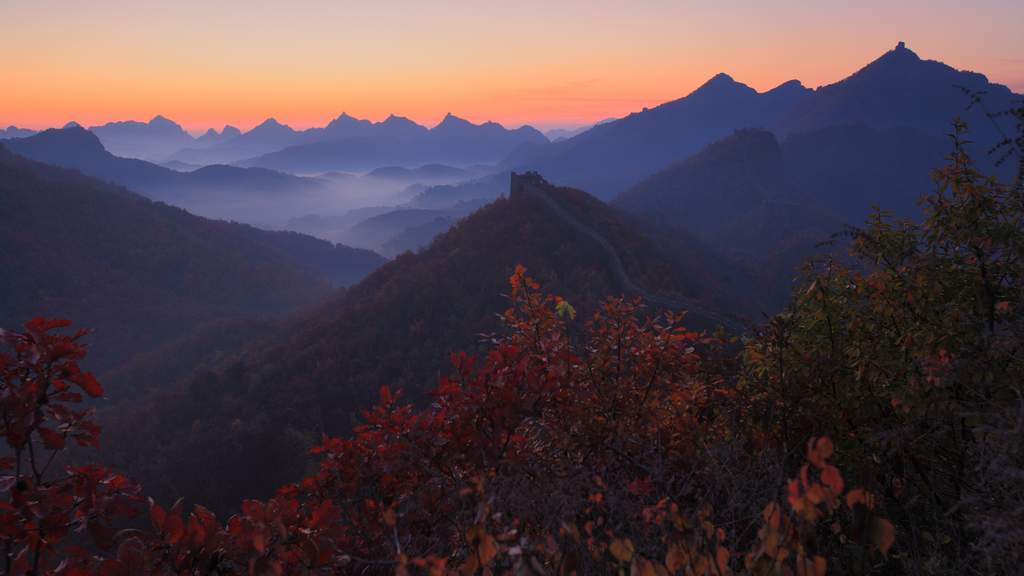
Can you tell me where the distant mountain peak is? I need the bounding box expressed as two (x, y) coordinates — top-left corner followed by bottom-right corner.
(436, 113), (472, 128)
(882, 41), (920, 61)
(15, 125), (109, 158)
(381, 114), (421, 127)
(849, 43), (925, 80)
(63, 121), (81, 129)
(772, 79), (806, 91)
(768, 43), (1017, 145)
(244, 118), (296, 138)
(326, 112), (369, 126)
(698, 73), (741, 90)
(689, 73), (757, 99)
(147, 115), (188, 134)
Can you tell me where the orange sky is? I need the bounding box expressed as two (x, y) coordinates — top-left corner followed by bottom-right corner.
(2, 0), (1021, 134)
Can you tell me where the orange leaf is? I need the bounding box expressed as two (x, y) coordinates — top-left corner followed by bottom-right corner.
(805, 484), (827, 506)
(692, 554), (709, 576)
(808, 437), (833, 468)
(610, 538), (634, 563)
(796, 556), (827, 576)
(715, 547), (730, 574)
(821, 465), (844, 497)
(466, 523), (486, 544)
(478, 535), (498, 566)
(630, 557), (661, 576)
(845, 489), (874, 511)
(665, 546), (684, 573)
(763, 502), (783, 527)
(868, 517), (896, 558)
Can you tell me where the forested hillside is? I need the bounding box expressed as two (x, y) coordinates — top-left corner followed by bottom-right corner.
(611, 124), (960, 309)
(97, 176), (761, 516)
(0, 144), (383, 374)
(2, 128), (335, 224)
(614, 129), (840, 256)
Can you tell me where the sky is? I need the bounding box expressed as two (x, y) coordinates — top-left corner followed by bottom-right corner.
(2, 0), (1022, 135)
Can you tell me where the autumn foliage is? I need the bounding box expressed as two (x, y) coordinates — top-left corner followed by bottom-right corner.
(0, 319), (142, 575)
(2, 122), (1022, 574)
(0, 278), (894, 575)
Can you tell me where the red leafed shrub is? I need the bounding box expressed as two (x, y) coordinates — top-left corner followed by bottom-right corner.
(1, 318), (142, 575)
(2, 282), (893, 576)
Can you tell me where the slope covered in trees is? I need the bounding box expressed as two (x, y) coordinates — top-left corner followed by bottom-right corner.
(2, 128), (333, 224)
(781, 121), (956, 223)
(610, 123), (962, 309)
(0, 144), (383, 375)
(614, 129), (840, 256)
(97, 176), (762, 516)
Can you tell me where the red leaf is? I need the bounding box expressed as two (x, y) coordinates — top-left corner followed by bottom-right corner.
(38, 427), (66, 450)
(868, 517), (896, 558)
(70, 372), (103, 398)
(821, 465), (844, 496)
(150, 502), (166, 531)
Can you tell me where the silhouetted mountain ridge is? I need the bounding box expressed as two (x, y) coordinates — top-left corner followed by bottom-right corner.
(237, 114), (548, 173)
(88, 115), (196, 160)
(3, 127), (335, 224)
(500, 74), (812, 199)
(770, 42), (1018, 147)
(1, 126), (39, 139)
(504, 44), (1019, 201)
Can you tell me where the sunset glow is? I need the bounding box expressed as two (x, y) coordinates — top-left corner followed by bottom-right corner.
(2, 0), (1021, 133)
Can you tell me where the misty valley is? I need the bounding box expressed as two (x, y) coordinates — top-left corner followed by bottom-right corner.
(3, 43), (1024, 575)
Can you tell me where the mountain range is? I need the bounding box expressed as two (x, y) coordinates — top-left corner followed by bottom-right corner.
(501, 75), (812, 199)
(769, 42), (1018, 145)
(5, 44), (1018, 262)
(0, 126), (38, 139)
(232, 113), (548, 174)
(88, 115), (196, 160)
(2, 127), (342, 224)
(3, 111), (551, 171)
(504, 43), (1019, 200)
(5, 44), (1016, 211)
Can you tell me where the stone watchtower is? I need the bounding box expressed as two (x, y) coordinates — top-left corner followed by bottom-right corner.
(509, 171), (550, 200)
